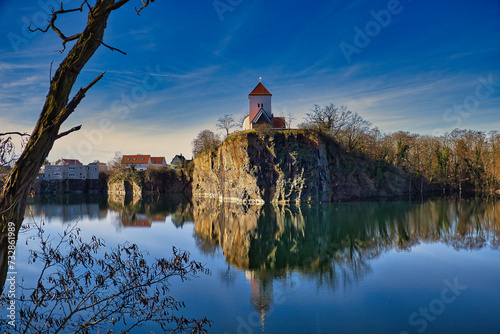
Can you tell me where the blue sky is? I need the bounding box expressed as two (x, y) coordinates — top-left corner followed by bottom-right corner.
(1, 0), (499, 163)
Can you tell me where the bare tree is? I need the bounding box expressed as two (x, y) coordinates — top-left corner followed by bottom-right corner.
(192, 130), (222, 157)
(280, 111), (295, 129)
(216, 114), (238, 136)
(107, 151), (123, 170)
(0, 222), (212, 333)
(301, 103), (352, 136)
(339, 112), (372, 153)
(0, 0), (155, 291)
(0, 132), (30, 170)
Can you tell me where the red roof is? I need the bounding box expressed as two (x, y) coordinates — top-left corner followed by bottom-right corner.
(249, 82), (272, 96)
(121, 217), (151, 228)
(271, 117), (286, 129)
(121, 155), (151, 164)
(151, 157), (165, 164)
(62, 159), (82, 165)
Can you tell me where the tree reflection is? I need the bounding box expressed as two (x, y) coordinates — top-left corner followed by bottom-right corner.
(192, 198), (500, 282)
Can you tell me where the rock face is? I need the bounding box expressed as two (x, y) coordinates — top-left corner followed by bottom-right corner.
(108, 180), (142, 196)
(33, 179), (107, 195)
(192, 130), (408, 203)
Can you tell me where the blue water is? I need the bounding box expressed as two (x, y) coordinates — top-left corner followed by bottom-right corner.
(5, 196), (500, 333)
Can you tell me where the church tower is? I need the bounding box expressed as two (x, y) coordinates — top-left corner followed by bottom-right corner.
(248, 78), (272, 122)
(242, 79), (285, 130)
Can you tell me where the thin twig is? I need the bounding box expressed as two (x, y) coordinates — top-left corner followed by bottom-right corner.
(135, 0), (153, 15)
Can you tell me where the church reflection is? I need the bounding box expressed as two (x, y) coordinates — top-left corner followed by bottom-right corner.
(246, 270), (273, 331)
(191, 198), (500, 319)
(27, 194), (500, 320)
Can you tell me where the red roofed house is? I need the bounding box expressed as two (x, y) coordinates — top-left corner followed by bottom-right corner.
(60, 159), (82, 165)
(242, 79), (286, 130)
(121, 155), (151, 171)
(151, 157), (167, 168)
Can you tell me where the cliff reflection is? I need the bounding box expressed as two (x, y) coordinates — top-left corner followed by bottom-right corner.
(192, 198), (500, 320)
(107, 194), (193, 229)
(27, 195), (108, 222)
(193, 198), (500, 282)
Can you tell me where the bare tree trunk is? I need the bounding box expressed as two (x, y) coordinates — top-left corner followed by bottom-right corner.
(0, 0), (150, 292)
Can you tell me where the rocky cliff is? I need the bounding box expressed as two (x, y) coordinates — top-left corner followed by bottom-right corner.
(192, 130), (409, 203)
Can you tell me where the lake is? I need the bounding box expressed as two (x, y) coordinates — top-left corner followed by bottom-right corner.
(13, 195), (500, 333)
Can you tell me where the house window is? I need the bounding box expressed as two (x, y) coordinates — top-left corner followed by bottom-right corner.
(127, 158), (130, 161)
(133, 158), (136, 161)
(141, 158), (144, 161)
(69, 173), (75, 177)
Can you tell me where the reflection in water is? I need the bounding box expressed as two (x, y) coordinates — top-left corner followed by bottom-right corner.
(27, 195), (109, 222)
(192, 198), (500, 320)
(26, 195), (500, 329)
(107, 194), (193, 229)
(27, 194), (194, 230)
(246, 271), (273, 331)
(193, 198), (500, 271)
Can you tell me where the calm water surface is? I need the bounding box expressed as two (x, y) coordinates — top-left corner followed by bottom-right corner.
(17, 195), (500, 333)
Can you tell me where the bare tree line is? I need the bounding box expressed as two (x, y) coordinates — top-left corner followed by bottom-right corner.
(299, 103), (500, 193)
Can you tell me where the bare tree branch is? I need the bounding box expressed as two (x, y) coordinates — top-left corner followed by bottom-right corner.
(0, 132), (29, 137)
(58, 72), (106, 124)
(28, 1), (87, 53)
(107, 0), (131, 11)
(135, 0), (154, 15)
(97, 39), (127, 55)
(56, 125), (82, 139)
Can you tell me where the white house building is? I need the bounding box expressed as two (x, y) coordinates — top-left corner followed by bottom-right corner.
(243, 80), (285, 130)
(42, 159), (106, 180)
(121, 155), (167, 170)
(121, 154), (152, 171)
(88, 162), (108, 179)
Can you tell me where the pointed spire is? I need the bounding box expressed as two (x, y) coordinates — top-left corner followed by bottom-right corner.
(249, 82), (272, 96)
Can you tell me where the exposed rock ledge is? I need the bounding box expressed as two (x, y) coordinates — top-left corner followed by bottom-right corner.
(192, 130), (409, 204)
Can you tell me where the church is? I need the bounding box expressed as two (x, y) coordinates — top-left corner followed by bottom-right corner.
(242, 80), (286, 130)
